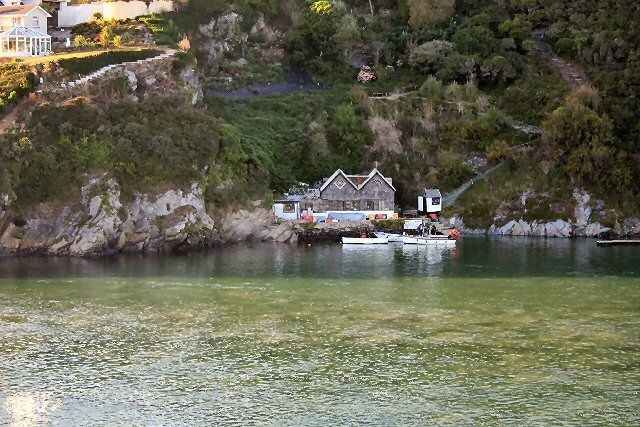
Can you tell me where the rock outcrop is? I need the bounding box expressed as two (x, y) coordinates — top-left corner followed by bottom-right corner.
(450, 188), (638, 238)
(0, 176), (283, 257)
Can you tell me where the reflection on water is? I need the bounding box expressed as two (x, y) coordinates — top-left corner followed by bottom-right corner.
(0, 237), (638, 424)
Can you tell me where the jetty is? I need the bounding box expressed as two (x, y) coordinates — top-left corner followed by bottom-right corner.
(597, 240), (640, 247)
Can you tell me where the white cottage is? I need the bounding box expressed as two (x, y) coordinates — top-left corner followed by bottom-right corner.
(0, 2), (52, 57)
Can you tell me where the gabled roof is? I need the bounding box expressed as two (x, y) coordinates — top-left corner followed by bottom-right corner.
(319, 168), (395, 193)
(358, 168), (396, 192)
(319, 169), (359, 193)
(0, 4), (51, 17)
(0, 26), (49, 37)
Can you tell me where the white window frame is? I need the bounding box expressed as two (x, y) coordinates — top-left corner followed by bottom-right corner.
(33, 17), (39, 29)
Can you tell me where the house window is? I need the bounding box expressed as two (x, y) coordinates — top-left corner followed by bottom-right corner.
(13, 18), (20, 27)
(334, 178), (346, 189)
(372, 179), (382, 188)
(283, 203), (296, 213)
(366, 200), (375, 210)
(431, 197), (441, 206)
(33, 17), (39, 28)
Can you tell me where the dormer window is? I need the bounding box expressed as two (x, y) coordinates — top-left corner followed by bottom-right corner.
(33, 17), (39, 28)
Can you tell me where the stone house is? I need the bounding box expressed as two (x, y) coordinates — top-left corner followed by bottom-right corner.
(302, 168), (395, 213)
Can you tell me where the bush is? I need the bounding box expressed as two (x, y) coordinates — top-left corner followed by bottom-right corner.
(408, 40), (456, 73)
(420, 76), (444, 99)
(0, 62), (35, 112)
(139, 14), (181, 47)
(486, 140), (510, 164)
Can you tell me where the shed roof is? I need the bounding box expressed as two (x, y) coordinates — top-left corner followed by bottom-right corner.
(425, 188), (441, 198)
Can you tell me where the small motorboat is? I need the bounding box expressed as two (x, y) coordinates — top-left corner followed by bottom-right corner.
(342, 233), (389, 244)
(373, 232), (403, 242)
(402, 235), (456, 245)
(402, 222), (460, 245)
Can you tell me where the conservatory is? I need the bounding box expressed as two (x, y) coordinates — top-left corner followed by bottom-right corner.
(0, 26), (51, 57)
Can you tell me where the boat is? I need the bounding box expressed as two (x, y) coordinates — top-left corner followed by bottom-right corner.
(597, 239), (640, 246)
(402, 235), (457, 245)
(342, 236), (389, 244)
(373, 232), (403, 242)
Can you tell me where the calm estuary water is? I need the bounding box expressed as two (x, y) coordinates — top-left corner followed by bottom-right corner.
(0, 237), (638, 425)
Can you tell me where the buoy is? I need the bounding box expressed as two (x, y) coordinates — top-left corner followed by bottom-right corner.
(307, 243), (312, 248)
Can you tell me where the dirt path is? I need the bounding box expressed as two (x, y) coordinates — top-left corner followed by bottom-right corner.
(534, 30), (592, 89)
(0, 100), (26, 134)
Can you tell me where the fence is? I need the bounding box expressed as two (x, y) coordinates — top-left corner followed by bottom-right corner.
(58, 1), (175, 27)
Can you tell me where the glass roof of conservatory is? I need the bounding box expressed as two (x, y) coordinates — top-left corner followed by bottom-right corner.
(0, 26), (50, 38)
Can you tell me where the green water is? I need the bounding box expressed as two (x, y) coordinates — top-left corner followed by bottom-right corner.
(0, 237), (638, 425)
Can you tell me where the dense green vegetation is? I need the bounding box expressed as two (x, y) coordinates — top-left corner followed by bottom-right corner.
(1, 0), (637, 220)
(56, 49), (162, 77)
(0, 98), (259, 210)
(0, 62), (35, 114)
(139, 15), (181, 47)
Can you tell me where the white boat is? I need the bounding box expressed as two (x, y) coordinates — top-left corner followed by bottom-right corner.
(342, 237), (389, 244)
(402, 235), (456, 245)
(373, 232), (403, 242)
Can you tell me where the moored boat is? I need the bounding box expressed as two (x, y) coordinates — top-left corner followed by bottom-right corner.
(373, 232), (403, 242)
(342, 236), (389, 244)
(402, 235), (457, 245)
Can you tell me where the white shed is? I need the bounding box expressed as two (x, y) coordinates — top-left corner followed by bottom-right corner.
(417, 188), (442, 216)
(273, 200), (300, 221)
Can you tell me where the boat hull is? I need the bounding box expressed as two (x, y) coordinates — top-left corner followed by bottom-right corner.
(402, 236), (456, 245)
(342, 237), (389, 245)
(373, 232), (403, 242)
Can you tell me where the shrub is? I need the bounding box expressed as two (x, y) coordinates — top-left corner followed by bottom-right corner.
(74, 35), (90, 48)
(420, 76), (443, 99)
(112, 35), (123, 48)
(486, 140), (510, 164)
(408, 40), (455, 73)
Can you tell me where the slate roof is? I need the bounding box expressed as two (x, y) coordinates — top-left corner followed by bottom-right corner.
(425, 189), (441, 198)
(319, 168), (395, 193)
(0, 4), (39, 16)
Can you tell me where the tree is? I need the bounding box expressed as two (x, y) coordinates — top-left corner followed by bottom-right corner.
(327, 104), (366, 172)
(407, 0), (454, 29)
(99, 25), (113, 48)
(480, 55), (516, 83)
(542, 87), (631, 191)
(498, 17), (532, 45)
(408, 40), (455, 73)
(333, 15), (361, 61)
(452, 26), (498, 57)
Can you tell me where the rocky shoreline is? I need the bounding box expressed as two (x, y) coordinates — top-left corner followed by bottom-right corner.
(0, 178), (637, 258)
(0, 176), (375, 257)
(449, 189), (640, 239)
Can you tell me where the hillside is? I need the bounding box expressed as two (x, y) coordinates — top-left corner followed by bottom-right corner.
(0, 0), (638, 246)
